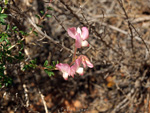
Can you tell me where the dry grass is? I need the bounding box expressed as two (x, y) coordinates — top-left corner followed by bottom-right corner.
(1, 0), (150, 113)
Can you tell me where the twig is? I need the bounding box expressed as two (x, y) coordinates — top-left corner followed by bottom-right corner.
(8, 4), (74, 55)
(117, 0), (149, 52)
(53, 15), (66, 31)
(145, 93), (150, 113)
(39, 91), (49, 113)
(33, 76), (49, 113)
(131, 16), (150, 24)
(88, 19), (150, 45)
(27, 17), (74, 54)
(23, 84), (30, 107)
(101, 22), (128, 35)
(117, 0), (134, 53)
(130, 23), (149, 51)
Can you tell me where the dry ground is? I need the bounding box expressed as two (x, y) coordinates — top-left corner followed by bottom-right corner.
(1, 0), (150, 113)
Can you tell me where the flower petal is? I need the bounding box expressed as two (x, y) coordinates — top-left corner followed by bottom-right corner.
(81, 40), (89, 47)
(70, 57), (81, 76)
(56, 63), (70, 72)
(82, 60), (87, 68)
(70, 65), (76, 77)
(67, 27), (77, 39)
(56, 63), (71, 79)
(75, 34), (82, 48)
(77, 27), (82, 35)
(86, 60), (94, 68)
(63, 72), (69, 80)
(81, 27), (89, 40)
(81, 55), (94, 68)
(76, 67), (84, 75)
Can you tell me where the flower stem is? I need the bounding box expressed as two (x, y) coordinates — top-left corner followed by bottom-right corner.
(73, 47), (77, 60)
(70, 45), (77, 66)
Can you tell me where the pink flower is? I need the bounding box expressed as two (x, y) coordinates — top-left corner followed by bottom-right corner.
(56, 63), (71, 80)
(80, 55), (94, 68)
(56, 59), (83, 80)
(56, 56), (93, 80)
(71, 55), (93, 76)
(67, 27), (89, 48)
(71, 58), (84, 76)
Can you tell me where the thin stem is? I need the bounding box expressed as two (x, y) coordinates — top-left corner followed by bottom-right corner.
(73, 47), (77, 60)
(70, 45), (77, 66)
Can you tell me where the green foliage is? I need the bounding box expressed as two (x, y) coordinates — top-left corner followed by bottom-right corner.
(19, 30), (28, 36)
(4, 0), (8, 5)
(15, 51), (24, 61)
(0, 65), (12, 87)
(0, 32), (9, 43)
(0, 6), (7, 24)
(40, 10), (44, 15)
(44, 60), (49, 67)
(0, 32), (13, 87)
(46, 14), (52, 18)
(0, 6), (23, 87)
(47, 6), (53, 10)
(43, 60), (57, 77)
(12, 26), (17, 31)
(23, 59), (37, 71)
(44, 69), (54, 77)
(35, 14), (40, 20)
(0, 3), (56, 88)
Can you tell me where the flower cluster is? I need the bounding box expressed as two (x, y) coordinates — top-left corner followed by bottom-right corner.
(56, 27), (93, 80)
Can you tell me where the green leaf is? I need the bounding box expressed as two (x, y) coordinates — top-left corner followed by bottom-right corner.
(0, 6), (2, 12)
(19, 31), (27, 36)
(33, 31), (38, 36)
(0, 13), (7, 21)
(44, 60), (48, 67)
(57, 60), (59, 64)
(48, 71), (54, 77)
(12, 26), (17, 30)
(4, 0), (8, 4)
(52, 61), (56, 66)
(29, 64), (34, 68)
(36, 24), (43, 28)
(22, 65), (29, 71)
(46, 14), (52, 18)
(40, 10), (44, 14)
(44, 69), (54, 77)
(46, 65), (53, 69)
(47, 7), (53, 10)
(0, 33), (9, 42)
(29, 28), (32, 31)
(6, 24), (10, 30)
(15, 51), (24, 60)
(0, 13), (7, 24)
(30, 59), (36, 64)
(35, 14), (40, 19)
(17, 39), (23, 43)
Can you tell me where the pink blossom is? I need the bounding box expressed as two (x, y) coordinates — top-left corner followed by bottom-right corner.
(56, 58), (83, 80)
(55, 63), (71, 80)
(71, 57), (84, 76)
(56, 56), (93, 80)
(80, 55), (94, 68)
(71, 55), (93, 76)
(67, 27), (89, 48)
